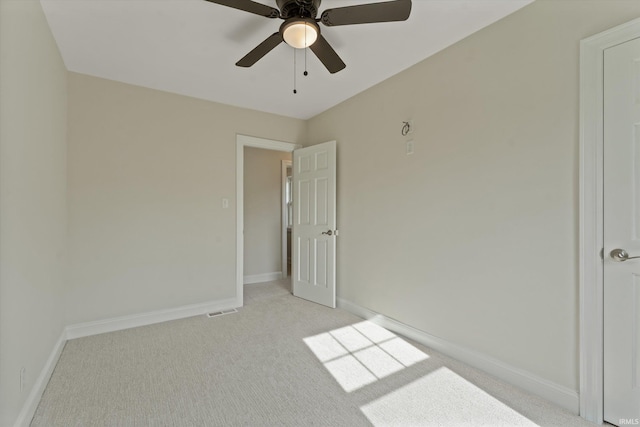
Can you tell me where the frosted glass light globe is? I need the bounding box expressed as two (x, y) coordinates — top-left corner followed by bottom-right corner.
(283, 21), (318, 49)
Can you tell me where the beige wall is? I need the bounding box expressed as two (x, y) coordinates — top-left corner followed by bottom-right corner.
(243, 147), (291, 278)
(66, 73), (305, 324)
(0, 0), (68, 425)
(307, 0), (640, 392)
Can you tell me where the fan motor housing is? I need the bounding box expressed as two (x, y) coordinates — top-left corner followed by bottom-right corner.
(276, 0), (321, 19)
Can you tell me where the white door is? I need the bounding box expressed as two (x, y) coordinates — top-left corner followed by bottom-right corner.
(292, 141), (337, 308)
(604, 36), (640, 425)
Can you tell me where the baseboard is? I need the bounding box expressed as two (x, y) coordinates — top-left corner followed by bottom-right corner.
(243, 272), (282, 285)
(15, 296), (238, 425)
(13, 330), (67, 427)
(337, 298), (580, 415)
(65, 297), (238, 340)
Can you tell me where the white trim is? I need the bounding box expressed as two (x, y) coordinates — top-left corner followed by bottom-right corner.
(281, 159), (292, 279)
(237, 134), (300, 152)
(236, 135), (301, 307)
(243, 272), (283, 285)
(65, 297), (237, 340)
(338, 298), (580, 414)
(13, 331), (67, 427)
(579, 17), (640, 425)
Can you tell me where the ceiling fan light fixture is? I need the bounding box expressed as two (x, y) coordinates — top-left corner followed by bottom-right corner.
(281, 19), (319, 49)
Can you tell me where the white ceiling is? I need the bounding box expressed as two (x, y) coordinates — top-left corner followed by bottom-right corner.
(40, 0), (533, 120)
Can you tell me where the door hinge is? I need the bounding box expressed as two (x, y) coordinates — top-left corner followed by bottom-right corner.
(600, 247), (604, 260)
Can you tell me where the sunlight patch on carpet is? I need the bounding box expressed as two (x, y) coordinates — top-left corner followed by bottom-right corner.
(360, 367), (539, 426)
(304, 321), (429, 392)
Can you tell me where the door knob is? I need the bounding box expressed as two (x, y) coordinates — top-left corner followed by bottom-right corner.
(610, 248), (640, 262)
(321, 230), (333, 236)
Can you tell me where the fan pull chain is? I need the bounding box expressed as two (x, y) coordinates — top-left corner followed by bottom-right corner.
(304, 47), (308, 76)
(293, 48), (297, 94)
(304, 24), (308, 77)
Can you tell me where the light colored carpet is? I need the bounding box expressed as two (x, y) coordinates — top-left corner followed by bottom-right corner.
(31, 279), (595, 426)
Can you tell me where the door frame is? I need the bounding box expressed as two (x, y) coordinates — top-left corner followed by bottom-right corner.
(579, 17), (640, 424)
(236, 134), (302, 307)
(281, 160), (292, 279)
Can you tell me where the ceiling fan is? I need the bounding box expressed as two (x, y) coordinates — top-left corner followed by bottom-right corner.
(204, 0), (412, 74)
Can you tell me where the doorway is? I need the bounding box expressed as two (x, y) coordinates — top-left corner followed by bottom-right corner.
(282, 160), (293, 279)
(236, 135), (301, 307)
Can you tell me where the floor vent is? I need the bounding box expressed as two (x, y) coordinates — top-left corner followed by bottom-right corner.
(206, 308), (238, 318)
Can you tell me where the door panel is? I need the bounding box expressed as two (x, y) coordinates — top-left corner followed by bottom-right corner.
(298, 179), (311, 225)
(316, 239), (328, 286)
(604, 36), (640, 425)
(298, 236), (310, 283)
(316, 178), (329, 226)
(292, 141), (337, 308)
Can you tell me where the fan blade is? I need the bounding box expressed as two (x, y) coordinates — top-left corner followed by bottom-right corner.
(321, 0), (411, 27)
(236, 32), (284, 67)
(309, 35), (346, 74)
(204, 0), (279, 19)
